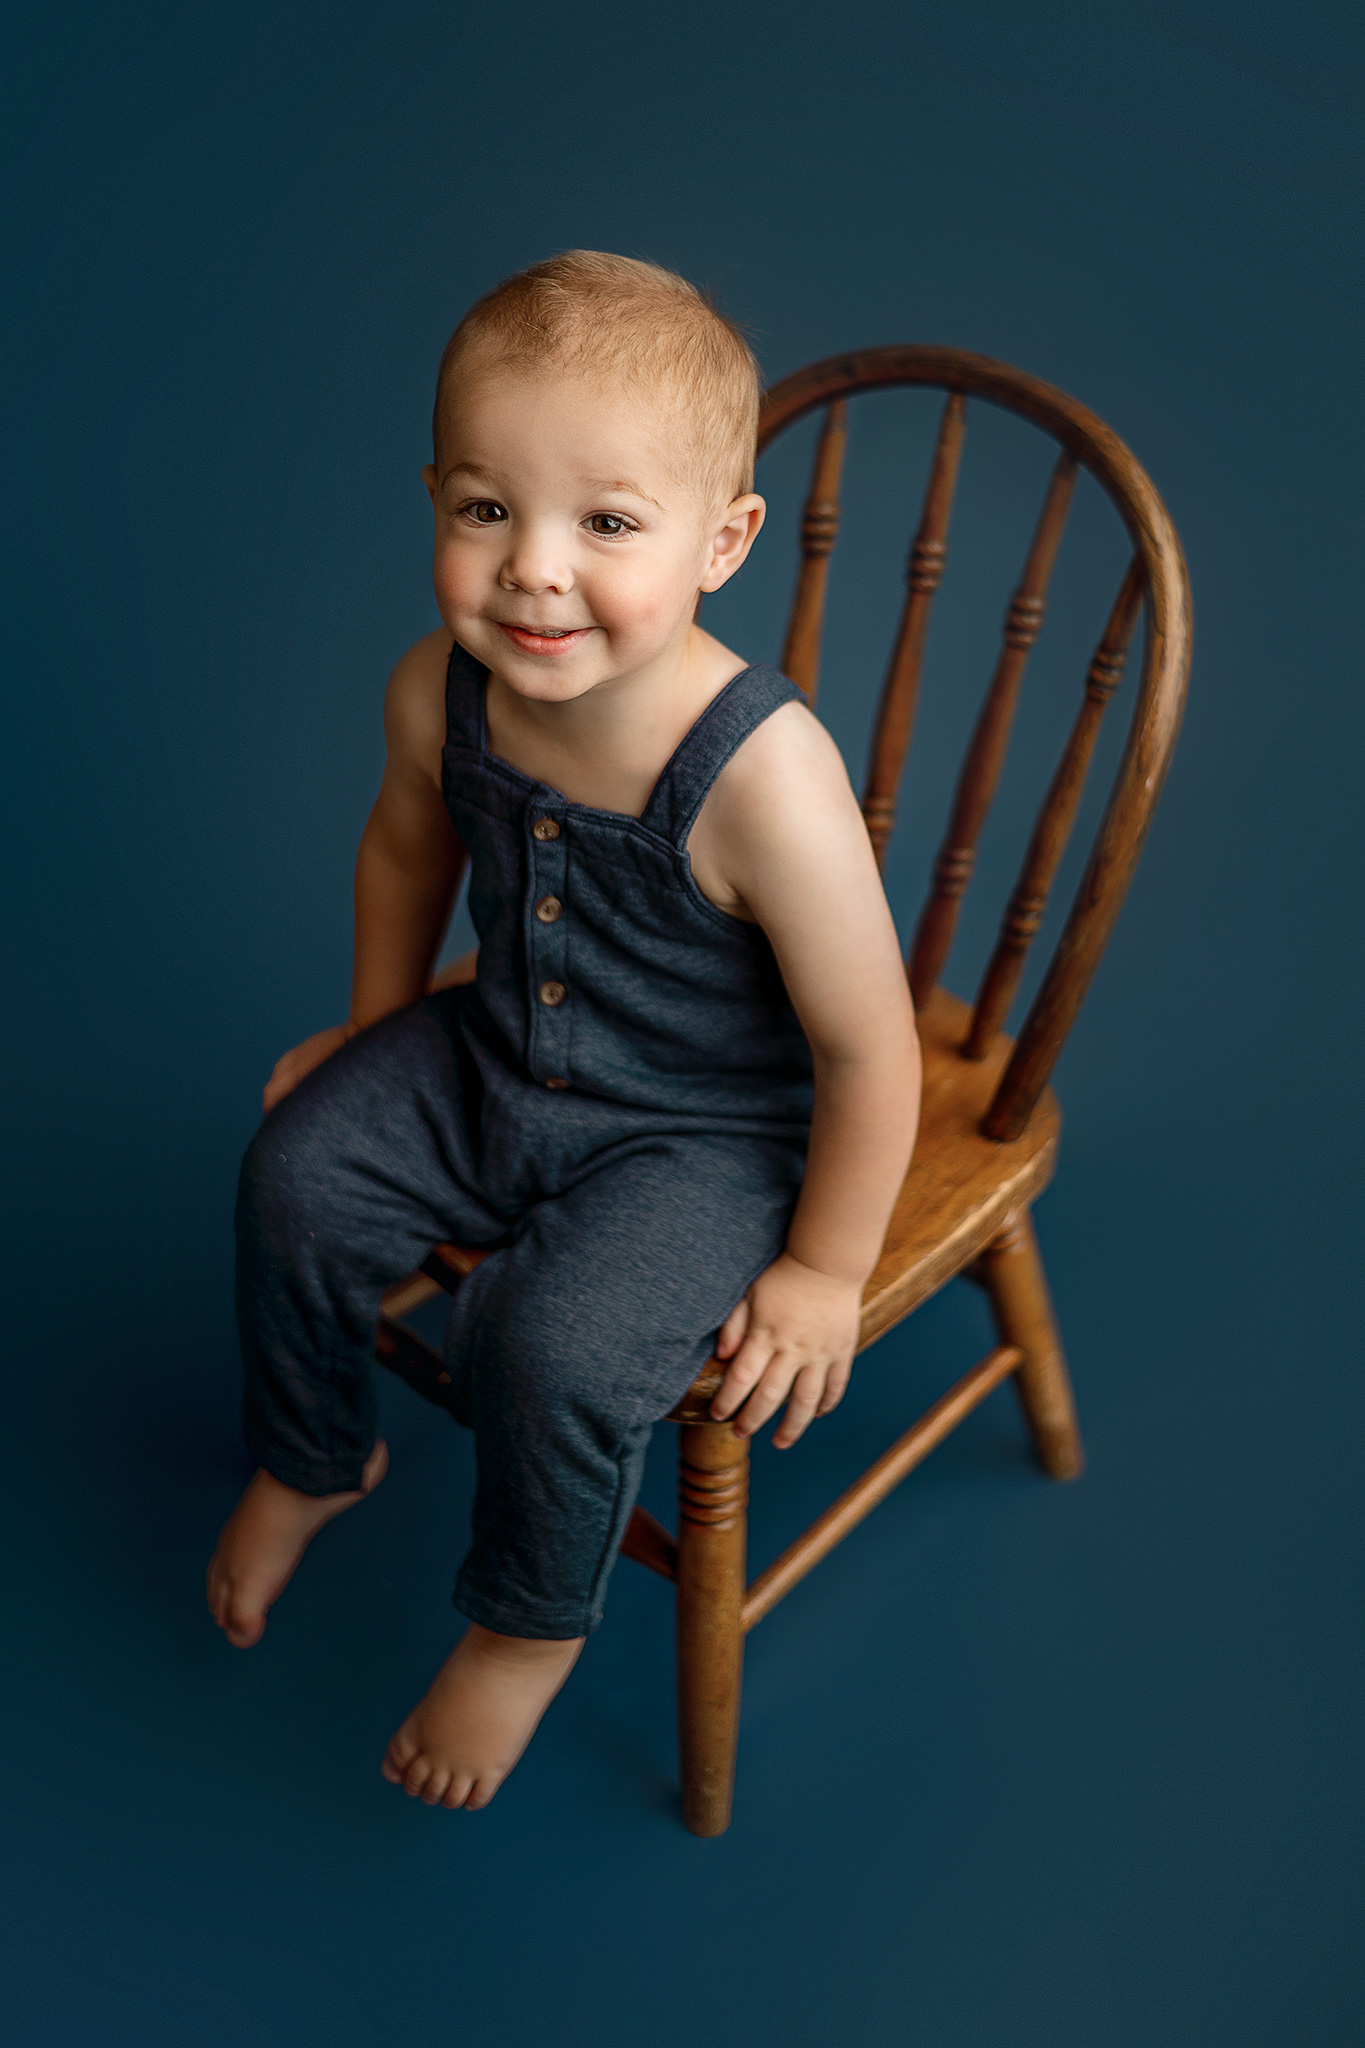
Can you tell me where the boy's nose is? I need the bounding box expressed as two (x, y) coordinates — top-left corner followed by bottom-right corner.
(500, 525), (573, 596)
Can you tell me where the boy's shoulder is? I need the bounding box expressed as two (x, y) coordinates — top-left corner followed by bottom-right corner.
(716, 683), (850, 814)
(388, 628), (454, 695)
(382, 629), (455, 775)
(691, 627), (842, 793)
(691, 679), (860, 883)
(688, 678), (879, 927)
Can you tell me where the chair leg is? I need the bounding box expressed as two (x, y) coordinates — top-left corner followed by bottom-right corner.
(978, 1209), (1084, 1480)
(675, 1416), (749, 1837)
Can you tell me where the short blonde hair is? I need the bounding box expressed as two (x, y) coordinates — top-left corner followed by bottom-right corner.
(433, 251), (760, 508)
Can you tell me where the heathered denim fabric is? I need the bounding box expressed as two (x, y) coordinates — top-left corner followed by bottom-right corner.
(235, 645), (813, 1636)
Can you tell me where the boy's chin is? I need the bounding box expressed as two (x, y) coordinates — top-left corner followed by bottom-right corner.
(487, 657), (613, 705)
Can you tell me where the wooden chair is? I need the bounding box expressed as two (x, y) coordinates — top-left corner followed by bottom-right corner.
(376, 346), (1192, 1837)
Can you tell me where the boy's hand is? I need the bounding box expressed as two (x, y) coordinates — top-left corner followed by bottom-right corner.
(263, 1024), (354, 1114)
(710, 1252), (861, 1448)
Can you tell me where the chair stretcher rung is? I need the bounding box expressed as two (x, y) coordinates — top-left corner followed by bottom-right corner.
(379, 1271), (443, 1318)
(375, 1314), (463, 1420)
(740, 1343), (1023, 1632)
(381, 1241), (494, 1318)
(619, 1505), (680, 1581)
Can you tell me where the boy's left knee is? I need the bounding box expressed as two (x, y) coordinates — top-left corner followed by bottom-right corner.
(235, 1105), (343, 1260)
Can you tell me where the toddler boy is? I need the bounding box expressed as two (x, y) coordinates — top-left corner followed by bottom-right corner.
(208, 252), (921, 1810)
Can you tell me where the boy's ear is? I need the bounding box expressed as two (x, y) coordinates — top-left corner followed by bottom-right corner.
(699, 494), (765, 594)
(422, 463), (438, 504)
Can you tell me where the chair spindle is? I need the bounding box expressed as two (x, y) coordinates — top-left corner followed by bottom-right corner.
(861, 392), (967, 867)
(908, 450), (1078, 1007)
(780, 400), (849, 705)
(965, 556), (1144, 1057)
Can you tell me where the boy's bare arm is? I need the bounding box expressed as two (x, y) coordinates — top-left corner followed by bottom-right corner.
(263, 632), (464, 1111)
(351, 631), (465, 1027)
(694, 702), (921, 1445)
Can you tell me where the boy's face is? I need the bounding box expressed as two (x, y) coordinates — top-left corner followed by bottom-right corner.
(424, 366), (763, 703)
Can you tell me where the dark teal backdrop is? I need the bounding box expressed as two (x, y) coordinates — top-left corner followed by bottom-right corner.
(4, 4), (1361, 2043)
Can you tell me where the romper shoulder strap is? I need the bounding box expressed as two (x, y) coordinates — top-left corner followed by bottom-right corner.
(444, 638), (487, 750)
(640, 664), (805, 847)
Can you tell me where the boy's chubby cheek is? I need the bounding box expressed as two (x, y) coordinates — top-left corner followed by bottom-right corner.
(594, 593), (673, 647)
(432, 553), (495, 625)
(594, 565), (697, 644)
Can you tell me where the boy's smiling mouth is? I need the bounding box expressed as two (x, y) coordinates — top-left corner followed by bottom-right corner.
(496, 623), (595, 657)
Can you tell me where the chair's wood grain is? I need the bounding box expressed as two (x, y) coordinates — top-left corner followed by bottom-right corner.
(741, 1343), (1023, 1631)
(856, 985), (1059, 1350)
(966, 557), (1144, 1056)
(619, 1505), (679, 1581)
(780, 399), (848, 706)
(676, 1419), (749, 1837)
(977, 1210), (1082, 1478)
(908, 451), (1077, 1006)
(861, 392), (967, 866)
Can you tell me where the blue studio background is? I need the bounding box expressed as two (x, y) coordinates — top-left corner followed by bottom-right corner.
(3, 3), (1362, 2043)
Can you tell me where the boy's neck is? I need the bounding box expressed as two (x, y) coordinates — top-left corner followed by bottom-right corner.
(484, 622), (749, 815)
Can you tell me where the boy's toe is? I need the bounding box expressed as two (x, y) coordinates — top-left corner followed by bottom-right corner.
(421, 1769), (450, 1806)
(442, 1777), (472, 1810)
(206, 1565), (234, 1628)
(384, 1728), (417, 1776)
(403, 1755), (434, 1797)
(225, 1606), (265, 1648)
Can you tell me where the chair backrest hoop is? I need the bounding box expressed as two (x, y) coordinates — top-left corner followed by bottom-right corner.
(757, 346), (1192, 1142)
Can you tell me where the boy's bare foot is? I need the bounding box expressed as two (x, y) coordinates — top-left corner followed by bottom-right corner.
(206, 1440), (389, 1648)
(383, 1625), (585, 1810)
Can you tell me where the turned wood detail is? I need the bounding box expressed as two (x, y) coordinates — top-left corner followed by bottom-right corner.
(908, 534), (949, 594)
(676, 1420), (749, 1837)
(968, 557), (1145, 1057)
(780, 399), (848, 705)
(908, 450), (1077, 1006)
(984, 1211), (1028, 1257)
(679, 1455), (749, 1529)
(1004, 591), (1047, 651)
(860, 392), (967, 866)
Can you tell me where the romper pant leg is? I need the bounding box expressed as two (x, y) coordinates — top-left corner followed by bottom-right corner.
(235, 992), (502, 1495)
(445, 1131), (806, 1640)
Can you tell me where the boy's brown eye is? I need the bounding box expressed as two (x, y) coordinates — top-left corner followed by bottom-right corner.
(467, 500), (506, 524)
(587, 513), (630, 537)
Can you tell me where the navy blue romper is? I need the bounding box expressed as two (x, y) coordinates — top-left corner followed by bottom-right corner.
(235, 642), (813, 1638)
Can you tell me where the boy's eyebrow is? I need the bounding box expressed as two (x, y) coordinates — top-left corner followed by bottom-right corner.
(584, 475), (664, 510)
(442, 461), (501, 488)
(441, 460), (664, 511)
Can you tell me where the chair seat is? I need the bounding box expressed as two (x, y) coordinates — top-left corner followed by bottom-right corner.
(856, 984), (1059, 1350)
